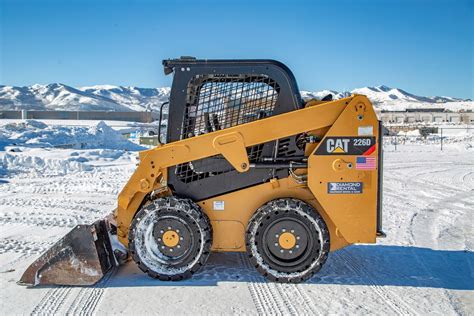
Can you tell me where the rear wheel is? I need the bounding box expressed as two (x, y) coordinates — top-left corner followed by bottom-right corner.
(129, 196), (212, 281)
(246, 198), (330, 283)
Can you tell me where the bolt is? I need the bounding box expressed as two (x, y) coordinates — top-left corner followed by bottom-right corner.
(161, 246), (165, 249)
(177, 245), (181, 248)
(241, 163), (248, 169)
(168, 227), (171, 230)
(282, 228), (286, 232)
(296, 236), (300, 240)
(158, 238), (161, 241)
(180, 237), (184, 240)
(170, 249), (173, 252)
(289, 250), (293, 254)
(160, 230), (164, 234)
(274, 243), (278, 247)
(280, 249), (284, 253)
(275, 234), (279, 238)
(296, 245), (300, 248)
(176, 229), (180, 233)
(290, 230), (295, 233)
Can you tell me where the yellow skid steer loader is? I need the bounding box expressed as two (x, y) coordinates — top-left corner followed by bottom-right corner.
(20, 58), (384, 285)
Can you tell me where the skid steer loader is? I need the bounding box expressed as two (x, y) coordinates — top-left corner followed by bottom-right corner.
(19, 57), (384, 285)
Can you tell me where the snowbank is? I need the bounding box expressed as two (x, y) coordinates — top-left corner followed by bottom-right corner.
(1, 153), (92, 176)
(0, 120), (144, 151)
(0, 120), (144, 176)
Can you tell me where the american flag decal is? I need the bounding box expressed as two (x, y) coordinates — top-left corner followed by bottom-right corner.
(356, 156), (376, 170)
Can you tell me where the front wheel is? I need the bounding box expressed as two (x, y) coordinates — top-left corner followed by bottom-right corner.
(246, 198), (330, 283)
(128, 196), (212, 281)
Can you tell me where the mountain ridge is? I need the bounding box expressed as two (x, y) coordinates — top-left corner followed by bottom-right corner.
(0, 83), (471, 112)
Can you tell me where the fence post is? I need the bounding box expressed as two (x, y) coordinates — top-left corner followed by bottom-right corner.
(440, 128), (443, 151)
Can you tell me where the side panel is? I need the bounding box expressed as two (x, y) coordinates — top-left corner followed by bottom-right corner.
(197, 177), (350, 252)
(308, 95), (380, 244)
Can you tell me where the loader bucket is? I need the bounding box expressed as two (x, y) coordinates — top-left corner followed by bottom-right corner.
(19, 220), (116, 287)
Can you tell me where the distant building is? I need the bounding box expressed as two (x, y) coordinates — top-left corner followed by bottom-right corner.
(378, 109), (474, 124)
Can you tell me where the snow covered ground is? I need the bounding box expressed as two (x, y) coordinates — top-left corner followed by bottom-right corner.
(0, 121), (473, 315)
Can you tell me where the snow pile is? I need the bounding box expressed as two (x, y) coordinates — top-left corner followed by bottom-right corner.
(0, 120), (144, 176)
(1, 153), (92, 176)
(0, 120), (144, 151)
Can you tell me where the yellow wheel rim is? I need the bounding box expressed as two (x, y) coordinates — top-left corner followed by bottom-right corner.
(278, 232), (296, 249)
(162, 230), (180, 247)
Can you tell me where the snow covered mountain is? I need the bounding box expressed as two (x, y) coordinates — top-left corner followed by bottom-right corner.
(0, 84), (170, 112)
(300, 85), (468, 104)
(301, 85), (472, 111)
(0, 83), (471, 112)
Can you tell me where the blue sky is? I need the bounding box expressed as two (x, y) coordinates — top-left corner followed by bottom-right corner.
(0, 0), (472, 98)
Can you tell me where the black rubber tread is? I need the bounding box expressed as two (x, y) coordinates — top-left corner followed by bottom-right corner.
(246, 198), (330, 283)
(128, 196), (212, 281)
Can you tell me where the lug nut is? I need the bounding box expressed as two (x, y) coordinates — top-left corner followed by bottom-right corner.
(280, 250), (284, 253)
(170, 249), (173, 252)
(176, 229), (180, 233)
(282, 228), (286, 232)
(274, 243), (278, 246)
(177, 245), (181, 248)
(296, 245), (300, 248)
(168, 227), (171, 230)
(291, 230), (295, 233)
(180, 237), (184, 240)
(289, 250), (293, 254)
(275, 234), (279, 238)
(296, 236), (300, 240)
(160, 230), (164, 234)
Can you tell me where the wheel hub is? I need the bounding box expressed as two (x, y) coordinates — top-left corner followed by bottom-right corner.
(162, 230), (180, 247)
(263, 218), (310, 263)
(278, 232), (296, 249)
(153, 218), (191, 258)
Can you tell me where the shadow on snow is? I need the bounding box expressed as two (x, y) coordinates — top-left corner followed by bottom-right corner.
(102, 245), (473, 290)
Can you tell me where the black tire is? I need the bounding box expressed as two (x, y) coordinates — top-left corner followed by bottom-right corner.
(246, 198), (330, 283)
(129, 196), (212, 281)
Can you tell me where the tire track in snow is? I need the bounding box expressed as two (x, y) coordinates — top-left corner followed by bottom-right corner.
(0, 196), (113, 212)
(239, 253), (270, 314)
(66, 269), (115, 316)
(0, 209), (110, 229)
(340, 249), (417, 315)
(31, 286), (73, 316)
(239, 253), (281, 315)
(239, 253), (316, 315)
(0, 238), (55, 255)
(406, 169), (473, 315)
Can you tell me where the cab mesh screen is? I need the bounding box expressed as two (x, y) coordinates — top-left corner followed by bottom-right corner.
(175, 74), (279, 184)
(181, 74), (279, 138)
